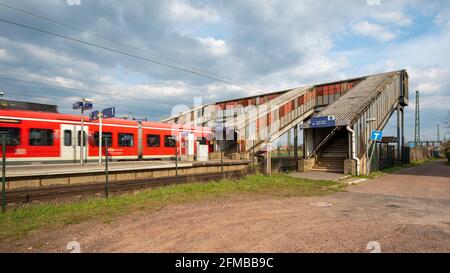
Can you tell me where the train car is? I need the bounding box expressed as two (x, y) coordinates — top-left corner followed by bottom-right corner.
(140, 121), (213, 159)
(0, 109), (213, 163)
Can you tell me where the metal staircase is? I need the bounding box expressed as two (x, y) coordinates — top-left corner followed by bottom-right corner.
(313, 135), (348, 172)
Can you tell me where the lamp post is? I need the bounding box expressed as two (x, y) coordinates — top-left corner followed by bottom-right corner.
(98, 111), (103, 165)
(74, 98), (93, 165)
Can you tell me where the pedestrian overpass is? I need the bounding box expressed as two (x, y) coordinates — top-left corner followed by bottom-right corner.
(162, 69), (409, 175)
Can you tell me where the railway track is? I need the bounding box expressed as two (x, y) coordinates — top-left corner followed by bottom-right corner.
(0, 170), (251, 204)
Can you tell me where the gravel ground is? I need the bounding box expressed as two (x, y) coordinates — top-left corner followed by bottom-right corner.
(1, 161), (449, 253)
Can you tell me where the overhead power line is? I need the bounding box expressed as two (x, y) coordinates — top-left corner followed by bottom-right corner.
(0, 75), (175, 107)
(0, 16), (266, 94)
(0, 0), (258, 92)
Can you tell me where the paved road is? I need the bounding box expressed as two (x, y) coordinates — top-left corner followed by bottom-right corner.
(350, 160), (450, 200)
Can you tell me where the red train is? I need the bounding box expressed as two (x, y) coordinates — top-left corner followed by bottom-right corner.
(0, 109), (213, 162)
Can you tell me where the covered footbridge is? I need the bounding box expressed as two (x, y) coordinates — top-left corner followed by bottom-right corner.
(162, 69), (409, 175)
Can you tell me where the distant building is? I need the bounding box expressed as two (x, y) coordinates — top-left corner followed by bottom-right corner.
(0, 99), (58, 113)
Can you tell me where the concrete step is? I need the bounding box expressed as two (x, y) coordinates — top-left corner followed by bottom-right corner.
(317, 162), (345, 166)
(312, 167), (344, 172)
(321, 153), (347, 156)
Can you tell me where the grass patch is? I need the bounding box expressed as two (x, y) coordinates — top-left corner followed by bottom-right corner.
(356, 158), (436, 179)
(0, 174), (345, 241)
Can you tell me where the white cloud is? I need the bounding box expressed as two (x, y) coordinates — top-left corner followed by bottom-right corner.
(351, 21), (397, 42)
(196, 37), (229, 57)
(0, 48), (10, 61)
(434, 9), (450, 27)
(372, 11), (413, 26)
(169, 0), (219, 23)
(366, 0), (381, 6)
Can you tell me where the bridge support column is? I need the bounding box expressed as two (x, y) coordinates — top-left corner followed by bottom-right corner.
(294, 125), (298, 163)
(265, 141), (272, 175)
(287, 129), (292, 156)
(401, 106), (405, 161)
(397, 104), (402, 163)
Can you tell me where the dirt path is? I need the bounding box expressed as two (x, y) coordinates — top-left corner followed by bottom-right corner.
(350, 160), (450, 199)
(2, 161), (450, 253)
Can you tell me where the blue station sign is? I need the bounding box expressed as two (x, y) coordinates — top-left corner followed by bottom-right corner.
(89, 108), (115, 121)
(370, 130), (383, 141)
(89, 110), (99, 121)
(102, 107), (115, 119)
(310, 116), (336, 128)
(73, 101), (93, 110)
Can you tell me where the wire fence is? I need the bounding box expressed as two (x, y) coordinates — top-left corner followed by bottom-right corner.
(1, 135), (183, 176)
(370, 143), (410, 172)
(0, 135), (248, 212)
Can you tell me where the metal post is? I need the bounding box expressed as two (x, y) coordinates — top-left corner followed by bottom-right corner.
(220, 148), (224, 179)
(175, 137), (178, 177)
(98, 111), (103, 166)
(287, 129), (291, 157)
(401, 107), (405, 161)
(277, 143), (280, 173)
(2, 136), (6, 213)
(80, 102), (85, 165)
(366, 141), (369, 175)
(294, 125), (298, 161)
(104, 139), (109, 198)
(251, 139), (255, 174)
(266, 140), (271, 175)
(397, 105), (401, 163)
(367, 140), (377, 174)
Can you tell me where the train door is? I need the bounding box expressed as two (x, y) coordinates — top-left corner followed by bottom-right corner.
(179, 132), (194, 160)
(60, 124), (88, 162)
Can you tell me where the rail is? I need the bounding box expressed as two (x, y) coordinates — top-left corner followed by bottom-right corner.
(1, 169), (251, 204)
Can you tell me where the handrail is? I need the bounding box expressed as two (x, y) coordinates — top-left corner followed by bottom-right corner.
(306, 126), (342, 160)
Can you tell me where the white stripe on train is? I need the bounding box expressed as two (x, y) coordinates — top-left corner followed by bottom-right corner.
(0, 115), (211, 134)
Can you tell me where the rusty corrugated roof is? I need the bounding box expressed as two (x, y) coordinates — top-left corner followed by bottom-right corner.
(317, 70), (401, 125)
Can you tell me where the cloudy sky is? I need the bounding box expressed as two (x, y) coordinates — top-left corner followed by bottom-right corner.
(0, 0), (449, 141)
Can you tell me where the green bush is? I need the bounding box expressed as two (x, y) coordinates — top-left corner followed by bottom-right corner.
(445, 149), (450, 161)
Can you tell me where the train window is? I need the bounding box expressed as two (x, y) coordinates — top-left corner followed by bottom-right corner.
(29, 129), (53, 146)
(118, 133), (134, 147)
(64, 130), (72, 146)
(164, 135), (176, 147)
(93, 132), (113, 147)
(0, 127), (20, 146)
(146, 134), (160, 147)
(77, 131), (87, 146)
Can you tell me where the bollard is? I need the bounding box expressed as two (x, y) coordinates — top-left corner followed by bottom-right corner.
(104, 139), (109, 198)
(2, 135), (6, 213)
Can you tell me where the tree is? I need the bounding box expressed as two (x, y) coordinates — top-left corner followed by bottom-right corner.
(443, 140), (450, 162)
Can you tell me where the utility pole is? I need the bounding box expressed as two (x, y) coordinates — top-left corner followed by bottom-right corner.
(414, 91), (420, 147)
(437, 124), (440, 142)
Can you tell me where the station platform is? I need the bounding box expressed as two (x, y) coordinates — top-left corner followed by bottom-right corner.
(4, 159), (250, 177)
(3, 159), (251, 190)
